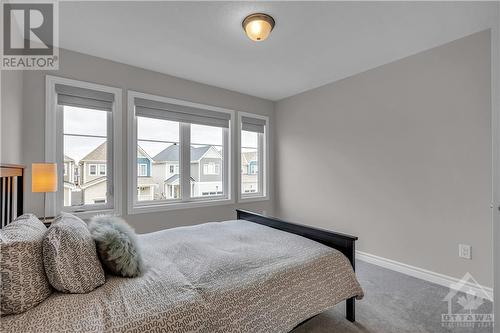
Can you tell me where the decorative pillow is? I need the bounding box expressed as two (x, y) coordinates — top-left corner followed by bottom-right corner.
(0, 214), (52, 316)
(88, 216), (143, 277)
(43, 213), (105, 293)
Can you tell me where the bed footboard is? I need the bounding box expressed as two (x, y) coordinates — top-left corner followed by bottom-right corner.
(235, 209), (358, 322)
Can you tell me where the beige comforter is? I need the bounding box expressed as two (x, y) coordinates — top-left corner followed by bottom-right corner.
(1, 220), (363, 333)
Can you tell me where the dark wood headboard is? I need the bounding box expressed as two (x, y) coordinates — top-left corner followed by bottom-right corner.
(0, 164), (25, 227)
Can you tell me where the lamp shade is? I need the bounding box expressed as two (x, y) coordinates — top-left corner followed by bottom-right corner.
(32, 163), (58, 193)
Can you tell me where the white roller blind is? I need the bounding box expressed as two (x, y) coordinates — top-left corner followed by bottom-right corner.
(241, 116), (265, 133)
(55, 84), (114, 111)
(135, 98), (230, 128)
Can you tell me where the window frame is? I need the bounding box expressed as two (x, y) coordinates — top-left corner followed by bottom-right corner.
(88, 164), (98, 176)
(138, 163), (148, 177)
(203, 162), (220, 175)
(127, 90), (234, 214)
(238, 112), (269, 202)
(99, 164), (107, 176)
(45, 76), (123, 219)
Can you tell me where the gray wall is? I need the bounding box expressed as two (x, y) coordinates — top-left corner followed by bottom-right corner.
(2, 30), (493, 287)
(1, 70), (23, 164)
(19, 48), (274, 233)
(274, 31), (492, 286)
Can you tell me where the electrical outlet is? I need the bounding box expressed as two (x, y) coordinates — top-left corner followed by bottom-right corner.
(459, 244), (472, 259)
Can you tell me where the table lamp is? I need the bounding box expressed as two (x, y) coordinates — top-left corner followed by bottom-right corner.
(32, 163), (57, 222)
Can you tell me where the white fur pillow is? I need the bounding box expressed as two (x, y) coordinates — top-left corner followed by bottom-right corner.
(88, 216), (143, 277)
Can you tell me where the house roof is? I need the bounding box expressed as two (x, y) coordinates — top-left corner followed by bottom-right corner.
(242, 151), (257, 165)
(64, 155), (75, 162)
(137, 145), (153, 161)
(153, 144), (179, 162)
(153, 145), (219, 162)
(165, 174), (180, 184)
(79, 176), (106, 189)
(80, 142), (106, 162)
(81, 143), (153, 163)
(63, 181), (76, 189)
(165, 174), (195, 185)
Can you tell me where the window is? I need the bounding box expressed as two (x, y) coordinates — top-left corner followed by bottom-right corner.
(46, 76), (122, 217)
(137, 116), (179, 201)
(203, 162), (221, 175)
(192, 124), (225, 197)
(240, 114), (267, 200)
(99, 164), (106, 176)
(89, 164), (98, 176)
(129, 92), (232, 213)
(168, 165), (179, 174)
(63, 105), (109, 208)
(138, 164), (147, 177)
(249, 162), (258, 174)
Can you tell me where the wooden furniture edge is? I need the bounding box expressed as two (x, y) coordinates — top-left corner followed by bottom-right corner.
(0, 164), (25, 227)
(236, 209), (358, 323)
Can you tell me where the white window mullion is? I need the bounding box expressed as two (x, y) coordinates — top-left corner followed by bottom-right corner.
(258, 131), (264, 196)
(106, 111), (114, 209)
(54, 105), (64, 215)
(180, 123), (191, 201)
(223, 127), (230, 197)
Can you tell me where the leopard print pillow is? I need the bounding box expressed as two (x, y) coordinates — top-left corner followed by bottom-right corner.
(43, 213), (105, 293)
(0, 214), (52, 316)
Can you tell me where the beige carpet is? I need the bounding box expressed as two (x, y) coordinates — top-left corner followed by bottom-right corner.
(292, 261), (493, 333)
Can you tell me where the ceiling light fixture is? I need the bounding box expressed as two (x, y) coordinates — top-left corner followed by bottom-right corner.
(242, 13), (275, 42)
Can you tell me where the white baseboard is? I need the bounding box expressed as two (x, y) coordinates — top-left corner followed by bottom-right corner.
(356, 250), (493, 300)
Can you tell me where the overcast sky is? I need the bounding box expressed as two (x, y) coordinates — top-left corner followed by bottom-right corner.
(63, 106), (258, 163)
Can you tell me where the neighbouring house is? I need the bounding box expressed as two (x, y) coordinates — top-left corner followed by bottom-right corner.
(75, 143), (157, 204)
(79, 142), (108, 204)
(152, 145), (223, 199)
(241, 151), (258, 193)
(136, 146), (157, 201)
(63, 155), (76, 206)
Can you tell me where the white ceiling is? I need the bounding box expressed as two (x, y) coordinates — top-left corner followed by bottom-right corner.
(59, 2), (498, 101)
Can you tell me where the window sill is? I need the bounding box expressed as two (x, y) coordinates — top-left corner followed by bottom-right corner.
(238, 195), (269, 203)
(128, 197), (235, 215)
(62, 208), (118, 221)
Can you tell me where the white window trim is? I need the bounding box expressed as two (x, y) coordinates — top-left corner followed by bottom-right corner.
(203, 162), (220, 175)
(138, 163), (148, 177)
(99, 164), (107, 176)
(127, 90), (234, 214)
(45, 75), (123, 219)
(89, 164), (98, 176)
(238, 112), (270, 203)
(168, 164), (177, 174)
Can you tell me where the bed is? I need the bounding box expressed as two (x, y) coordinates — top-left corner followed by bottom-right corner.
(1, 165), (364, 332)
